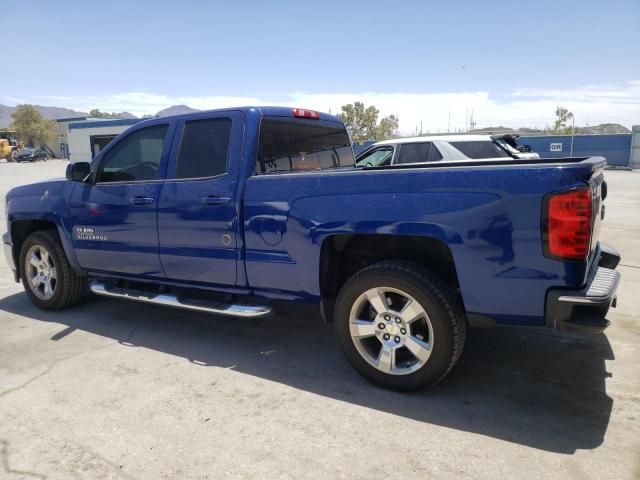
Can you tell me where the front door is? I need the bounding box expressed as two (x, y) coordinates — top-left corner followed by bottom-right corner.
(157, 112), (242, 286)
(69, 122), (172, 276)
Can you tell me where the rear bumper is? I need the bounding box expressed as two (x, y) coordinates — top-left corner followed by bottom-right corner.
(545, 243), (621, 333)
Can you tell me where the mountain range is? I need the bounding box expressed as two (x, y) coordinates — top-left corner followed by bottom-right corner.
(0, 103), (632, 135)
(0, 103), (202, 128)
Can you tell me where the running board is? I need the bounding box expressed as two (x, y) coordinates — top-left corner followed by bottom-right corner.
(90, 281), (272, 318)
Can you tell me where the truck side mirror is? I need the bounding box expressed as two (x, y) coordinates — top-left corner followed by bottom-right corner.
(66, 162), (92, 182)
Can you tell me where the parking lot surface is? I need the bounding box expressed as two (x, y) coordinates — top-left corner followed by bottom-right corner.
(0, 160), (638, 479)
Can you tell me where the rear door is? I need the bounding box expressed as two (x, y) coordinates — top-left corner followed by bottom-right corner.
(157, 111), (243, 286)
(69, 122), (172, 276)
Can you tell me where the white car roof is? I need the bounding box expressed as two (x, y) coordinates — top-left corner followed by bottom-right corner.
(372, 135), (494, 146)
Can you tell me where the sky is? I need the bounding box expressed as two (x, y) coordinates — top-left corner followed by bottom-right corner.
(2, 0), (639, 133)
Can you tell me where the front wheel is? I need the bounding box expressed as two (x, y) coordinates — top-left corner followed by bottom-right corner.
(334, 260), (466, 391)
(19, 230), (87, 310)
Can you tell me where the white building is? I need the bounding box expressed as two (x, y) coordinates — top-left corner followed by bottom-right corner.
(67, 119), (142, 163)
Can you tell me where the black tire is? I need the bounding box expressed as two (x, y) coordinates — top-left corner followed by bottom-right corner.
(334, 260), (466, 391)
(19, 230), (87, 310)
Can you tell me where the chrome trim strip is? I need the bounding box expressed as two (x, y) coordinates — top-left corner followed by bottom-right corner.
(90, 281), (272, 318)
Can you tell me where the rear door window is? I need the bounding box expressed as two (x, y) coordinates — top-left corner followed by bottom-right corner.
(175, 118), (232, 179)
(257, 119), (354, 174)
(449, 141), (509, 159)
(396, 142), (442, 164)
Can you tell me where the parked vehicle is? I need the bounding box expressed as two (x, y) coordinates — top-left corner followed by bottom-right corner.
(0, 130), (19, 162)
(3, 107), (620, 390)
(356, 134), (538, 167)
(13, 147), (48, 162)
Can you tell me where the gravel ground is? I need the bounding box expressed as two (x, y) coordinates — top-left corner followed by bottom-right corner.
(0, 160), (638, 480)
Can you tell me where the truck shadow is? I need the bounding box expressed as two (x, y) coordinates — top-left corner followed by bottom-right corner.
(0, 292), (614, 454)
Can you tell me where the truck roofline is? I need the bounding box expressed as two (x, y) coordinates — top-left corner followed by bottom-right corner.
(130, 106), (343, 125)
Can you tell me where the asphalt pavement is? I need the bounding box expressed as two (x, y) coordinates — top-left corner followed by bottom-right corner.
(0, 160), (638, 479)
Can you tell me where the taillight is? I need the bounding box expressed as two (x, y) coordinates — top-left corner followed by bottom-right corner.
(543, 187), (593, 261)
(292, 108), (319, 119)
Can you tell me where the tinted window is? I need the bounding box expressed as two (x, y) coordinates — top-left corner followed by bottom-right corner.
(355, 147), (394, 167)
(257, 119), (354, 174)
(97, 125), (168, 183)
(449, 141), (509, 159)
(176, 118), (232, 179)
(396, 142), (442, 164)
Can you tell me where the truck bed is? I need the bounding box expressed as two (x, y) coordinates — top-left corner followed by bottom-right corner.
(361, 156), (606, 171)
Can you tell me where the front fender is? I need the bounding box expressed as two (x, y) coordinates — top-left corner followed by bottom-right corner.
(7, 180), (82, 274)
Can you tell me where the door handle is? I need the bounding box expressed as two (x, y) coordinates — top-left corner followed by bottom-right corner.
(129, 196), (155, 205)
(202, 195), (231, 205)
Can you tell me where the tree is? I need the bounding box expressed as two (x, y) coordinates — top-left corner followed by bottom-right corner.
(550, 106), (581, 135)
(89, 108), (123, 119)
(338, 102), (399, 142)
(553, 106), (573, 131)
(10, 105), (57, 146)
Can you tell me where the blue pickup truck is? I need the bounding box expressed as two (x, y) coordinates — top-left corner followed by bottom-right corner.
(3, 107), (621, 390)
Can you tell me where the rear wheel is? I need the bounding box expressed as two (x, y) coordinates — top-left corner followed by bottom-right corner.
(334, 260), (466, 390)
(20, 230), (87, 310)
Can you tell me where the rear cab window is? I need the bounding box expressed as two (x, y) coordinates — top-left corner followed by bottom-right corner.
(256, 118), (354, 174)
(449, 141), (509, 159)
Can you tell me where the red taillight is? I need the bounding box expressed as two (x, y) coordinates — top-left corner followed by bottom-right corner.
(544, 188), (593, 261)
(292, 108), (319, 119)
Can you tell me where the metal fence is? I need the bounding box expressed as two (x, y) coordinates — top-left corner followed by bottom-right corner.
(519, 134), (632, 168)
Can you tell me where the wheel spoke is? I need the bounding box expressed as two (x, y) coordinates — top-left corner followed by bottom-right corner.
(41, 249), (51, 267)
(30, 275), (40, 288)
(400, 299), (426, 323)
(43, 279), (53, 296)
(49, 268), (57, 280)
(350, 320), (377, 338)
(365, 288), (388, 314)
(405, 335), (432, 363)
(376, 345), (395, 373)
(29, 253), (40, 268)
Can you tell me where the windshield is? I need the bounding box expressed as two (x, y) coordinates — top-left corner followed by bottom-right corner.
(356, 147), (394, 167)
(256, 118), (354, 174)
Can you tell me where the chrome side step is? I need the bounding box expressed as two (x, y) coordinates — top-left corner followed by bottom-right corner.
(90, 281), (272, 318)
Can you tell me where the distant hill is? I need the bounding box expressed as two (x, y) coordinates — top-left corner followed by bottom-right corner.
(155, 104), (200, 117)
(580, 123), (630, 134)
(470, 123), (631, 136)
(0, 104), (141, 127)
(0, 104), (89, 127)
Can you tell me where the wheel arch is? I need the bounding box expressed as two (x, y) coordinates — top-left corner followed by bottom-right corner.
(10, 217), (82, 280)
(319, 233), (462, 322)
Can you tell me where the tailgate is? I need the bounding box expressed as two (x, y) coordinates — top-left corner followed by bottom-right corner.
(588, 163), (606, 263)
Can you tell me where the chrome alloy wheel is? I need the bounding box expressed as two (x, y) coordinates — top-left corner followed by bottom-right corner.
(25, 244), (57, 300)
(349, 287), (434, 375)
